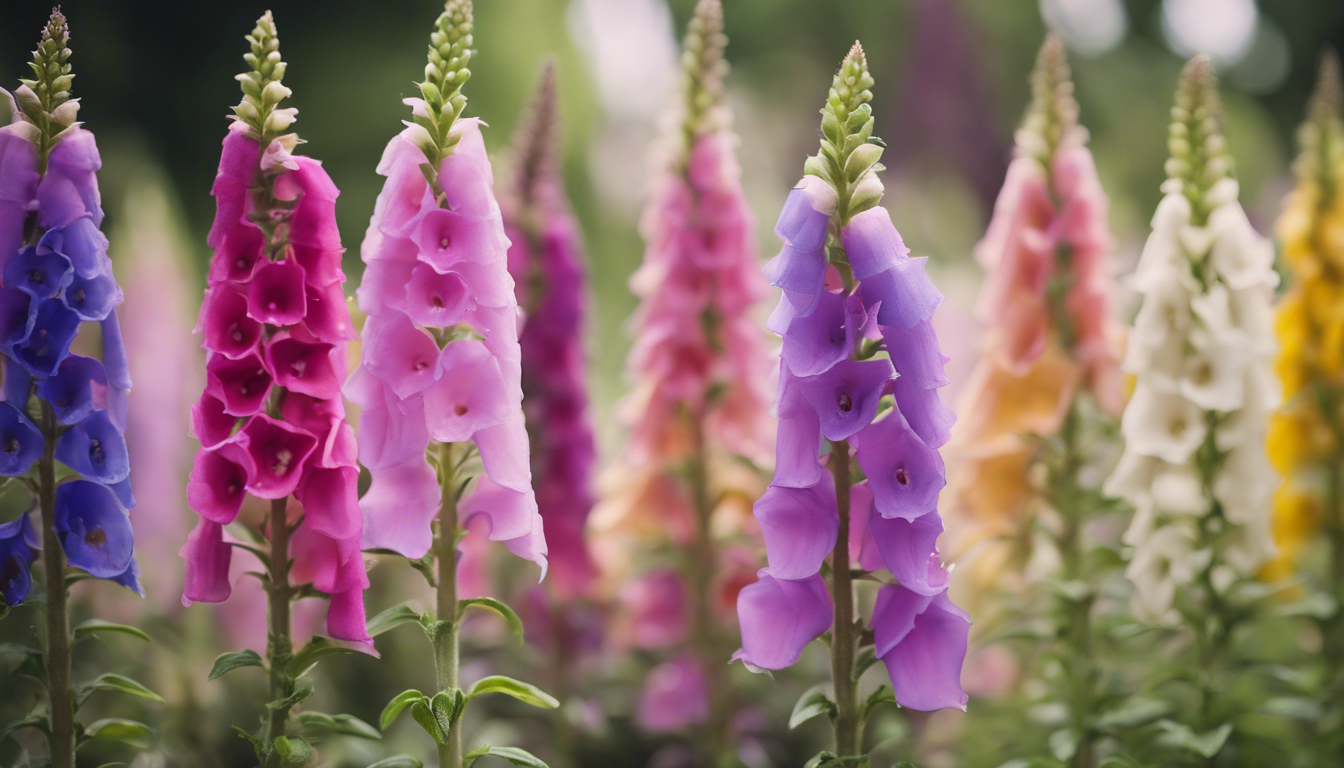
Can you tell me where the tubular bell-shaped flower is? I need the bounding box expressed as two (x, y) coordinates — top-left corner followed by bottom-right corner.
(1106, 57), (1279, 624)
(736, 43), (969, 764)
(1266, 52), (1344, 582)
(947, 36), (1124, 586)
(181, 14), (368, 765)
(590, 0), (773, 753)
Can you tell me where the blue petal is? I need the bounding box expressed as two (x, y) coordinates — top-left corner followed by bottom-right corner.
(54, 480), (133, 579)
(55, 410), (129, 484)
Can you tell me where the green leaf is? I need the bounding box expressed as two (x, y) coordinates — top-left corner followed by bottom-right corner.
(77, 674), (165, 709)
(860, 685), (896, 721)
(463, 744), (548, 768)
(410, 700), (446, 745)
(431, 689), (468, 735)
(297, 711), (381, 741)
(1155, 720), (1233, 759)
(457, 597), (524, 641)
(366, 604), (422, 638)
(465, 676), (558, 709)
(73, 620), (151, 643)
(380, 689), (428, 731)
(208, 649), (265, 680)
(789, 686), (837, 729)
(852, 647), (881, 679)
(367, 757), (423, 768)
(79, 719), (153, 749)
(233, 725), (265, 758)
(0, 706), (50, 744)
(272, 736), (313, 766)
(266, 679), (314, 711)
(288, 635), (370, 678)
(1093, 697), (1171, 732)
(1048, 728), (1079, 762)
(1261, 696), (1322, 721)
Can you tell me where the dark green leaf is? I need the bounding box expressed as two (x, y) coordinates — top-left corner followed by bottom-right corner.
(410, 700), (445, 745)
(77, 674), (165, 709)
(860, 685), (896, 721)
(208, 649), (265, 680)
(379, 689), (428, 731)
(1261, 696), (1321, 721)
(73, 620), (151, 643)
(298, 712), (381, 741)
(0, 706), (50, 744)
(79, 719), (153, 749)
(366, 604), (422, 638)
(789, 686), (837, 729)
(457, 597), (524, 641)
(431, 690), (466, 735)
(465, 676), (558, 709)
(367, 757), (423, 768)
(462, 744), (548, 768)
(288, 635), (370, 678)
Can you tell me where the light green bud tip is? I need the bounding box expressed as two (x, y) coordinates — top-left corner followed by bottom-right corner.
(1166, 55), (1233, 219)
(1020, 33), (1079, 163)
(1296, 49), (1343, 202)
(680, 0), (728, 149)
(415, 0), (475, 171)
(17, 7), (76, 161)
(805, 42), (885, 225)
(232, 11), (296, 146)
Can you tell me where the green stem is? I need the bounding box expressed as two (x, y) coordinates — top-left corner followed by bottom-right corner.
(38, 401), (74, 768)
(435, 442), (463, 768)
(829, 440), (861, 758)
(687, 417), (729, 767)
(263, 498), (295, 752)
(1056, 403), (1097, 768)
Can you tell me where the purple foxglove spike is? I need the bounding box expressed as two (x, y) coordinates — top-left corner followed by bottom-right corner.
(763, 243), (827, 317)
(265, 335), (340, 400)
(13, 300), (81, 377)
(186, 440), (255, 525)
(0, 513), (38, 605)
(423, 340), (512, 443)
(39, 354), (108, 425)
(296, 464), (361, 541)
(0, 401), (43, 476)
(54, 410), (130, 484)
(359, 458), (441, 558)
(201, 287), (263, 360)
(841, 206), (911, 280)
(755, 473), (839, 580)
(773, 369), (824, 489)
(181, 518), (233, 605)
(869, 508), (950, 596)
(859, 257), (944, 330)
(639, 657), (710, 732)
(360, 313), (443, 399)
(0, 129), (38, 268)
(766, 292), (800, 336)
(0, 287), (34, 351)
(191, 394), (240, 450)
(61, 270), (122, 322)
(891, 375), (956, 448)
(205, 352), (274, 417)
(109, 477), (134, 510)
(880, 320), (949, 389)
(852, 409), (945, 520)
(796, 358), (896, 442)
(872, 585), (970, 711)
(736, 570), (833, 670)
(774, 178), (834, 251)
(246, 259), (308, 326)
(53, 480), (133, 578)
(781, 289), (853, 377)
(37, 217), (111, 279)
(239, 414), (318, 500)
(6, 246), (73, 300)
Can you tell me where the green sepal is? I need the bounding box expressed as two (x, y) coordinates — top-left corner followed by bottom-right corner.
(366, 603), (422, 638)
(271, 736), (313, 766)
(860, 684), (896, 721)
(233, 725), (265, 761)
(788, 685), (836, 729)
(76, 673), (165, 709)
(297, 711), (381, 741)
(465, 675), (558, 709)
(463, 744), (549, 768)
(380, 689), (429, 731)
(228, 541), (272, 570)
(77, 719), (153, 750)
(457, 597), (524, 641)
(73, 620), (152, 644)
(208, 649), (266, 680)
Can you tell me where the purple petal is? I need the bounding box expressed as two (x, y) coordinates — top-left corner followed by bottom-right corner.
(736, 570), (832, 670)
(755, 472), (838, 580)
(773, 370), (823, 488)
(892, 375), (956, 449)
(54, 480), (133, 578)
(881, 320), (949, 389)
(763, 243), (827, 317)
(774, 180), (832, 251)
(359, 457), (441, 558)
(852, 409), (945, 520)
(781, 290), (852, 378)
(872, 586), (970, 711)
(869, 509), (950, 596)
(796, 358), (895, 442)
(841, 206), (909, 280)
(180, 518), (232, 605)
(859, 258), (943, 329)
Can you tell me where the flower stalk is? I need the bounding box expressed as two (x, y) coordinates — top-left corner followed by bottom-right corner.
(435, 442), (463, 768)
(38, 400), (74, 768)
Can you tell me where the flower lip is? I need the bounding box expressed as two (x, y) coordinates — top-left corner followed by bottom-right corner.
(12, 299), (81, 378)
(795, 358), (895, 442)
(205, 352), (274, 417)
(246, 259), (308, 327)
(240, 414), (319, 500)
(54, 410), (130, 484)
(0, 513), (38, 606)
(186, 440), (255, 525)
(754, 472), (839, 580)
(37, 216), (110, 279)
(5, 246), (72, 300)
(202, 287), (263, 359)
(54, 480), (133, 579)
(0, 402), (42, 477)
(414, 207), (504, 271)
(61, 270), (122, 321)
(853, 408), (946, 521)
(210, 226), (266, 285)
(266, 333), (340, 400)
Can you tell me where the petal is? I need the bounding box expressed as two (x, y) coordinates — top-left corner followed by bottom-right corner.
(841, 206), (910, 280)
(755, 474), (838, 580)
(735, 571), (832, 670)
